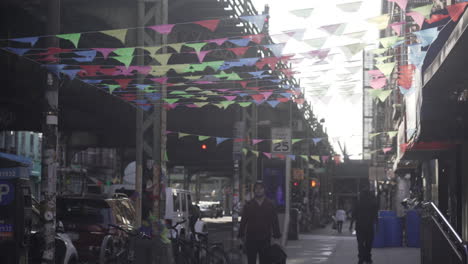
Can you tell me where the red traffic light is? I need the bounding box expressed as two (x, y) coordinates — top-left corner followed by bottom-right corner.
(201, 144), (207, 150)
(293, 182), (299, 187)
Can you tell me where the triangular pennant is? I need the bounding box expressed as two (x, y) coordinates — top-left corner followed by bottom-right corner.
(168, 43), (184, 53)
(379, 36), (403, 48)
(312, 138), (323, 144)
(300, 155), (309, 161)
(207, 38), (228, 45)
(390, 22), (406, 36)
(178, 132), (191, 139)
(216, 137), (229, 145)
(343, 31), (367, 39)
(240, 15), (266, 30)
(184, 42), (208, 53)
(340, 43), (367, 58)
(148, 24), (175, 34)
(387, 131), (398, 138)
(263, 152), (272, 159)
(369, 132), (381, 138)
(264, 44), (286, 57)
(238, 102), (252, 107)
(228, 47), (250, 57)
(10, 37), (39, 46)
(283, 28), (306, 41)
(366, 14), (390, 30)
(164, 98), (180, 104)
(113, 48), (135, 57)
(336, 1), (363, 12)
(321, 156), (330, 163)
(4, 47), (31, 56)
(310, 155), (320, 162)
(114, 79), (132, 90)
(303, 37), (327, 48)
(194, 102), (209, 108)
(406, 11), (426, 28)
(410, 4), (434, 19)
(252, 139), (264, 145)
(319, 23), (347, 35)
(198, 135), (210, 141)
(368, 89), (393, 102)
(290, 8), (314, 18)
(267, 100), (280, 108)
(101, 29), (128, 44)
(151, 53), (173, 65)
(56, 33), (81, 48)
(292, 139), (303, 144)
(113, 56), (133, 67)
(196, 51), (210, 62)
(107, 85), (121, 94)
(193, 19), (220, 32)
(388, 0), (408, 10)
(370, 77), (387, 89)
(413, 27), (439, 47)
(251, 150), (259, 157)
(376, 62), (395, 77)
(383, 147), (393, 154)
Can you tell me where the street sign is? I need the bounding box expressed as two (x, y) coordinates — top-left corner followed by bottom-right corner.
(0, 181), (14, 206)
(271, 127), (291, 154)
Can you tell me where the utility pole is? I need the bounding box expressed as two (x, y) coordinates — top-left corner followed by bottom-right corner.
(41, 0), (60, 262)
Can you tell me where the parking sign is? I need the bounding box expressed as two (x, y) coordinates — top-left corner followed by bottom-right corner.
(0, 181), (14, 206)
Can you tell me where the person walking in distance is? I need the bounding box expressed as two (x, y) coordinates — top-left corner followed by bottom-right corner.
(335, 205), (346, 234)
(354, 190), (379, 264)
(239, 181), (281, 264)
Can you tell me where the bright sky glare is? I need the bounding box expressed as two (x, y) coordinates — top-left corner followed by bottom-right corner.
(251, 0), (382, 159)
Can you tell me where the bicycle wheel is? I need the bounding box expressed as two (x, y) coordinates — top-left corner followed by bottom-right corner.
(99, 235), (116, 264)
(207, 246), (230, 264)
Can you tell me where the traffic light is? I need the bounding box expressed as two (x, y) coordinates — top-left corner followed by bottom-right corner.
(201, 144), (207, 150)
(310, 178), (319, 189)
(293, 181), (299, 187)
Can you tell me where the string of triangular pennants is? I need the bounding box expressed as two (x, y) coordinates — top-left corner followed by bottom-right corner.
(363, 2), (468, 103)
(3, 2), (467, 109)
(240, 148), (342, 164)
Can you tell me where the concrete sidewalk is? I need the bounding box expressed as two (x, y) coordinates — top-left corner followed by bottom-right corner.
(285, 225), (420, 264)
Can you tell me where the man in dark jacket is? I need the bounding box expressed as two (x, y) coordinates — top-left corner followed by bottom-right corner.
(239, 181), (281, 264)
(354, 190), (379, 264)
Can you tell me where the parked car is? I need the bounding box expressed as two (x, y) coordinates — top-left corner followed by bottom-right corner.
(199, 202), (216, 218)
(29, 198), (79, 264)
(56, 194), (136, 263)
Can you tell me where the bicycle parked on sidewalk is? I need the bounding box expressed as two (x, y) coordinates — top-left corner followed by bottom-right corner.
(169, 220), (230, 264)
(99, 224), (151, 264)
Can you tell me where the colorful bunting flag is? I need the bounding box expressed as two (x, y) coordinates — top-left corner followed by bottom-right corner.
(410, 4), (434, 19)
(101, 29), (128, 44)
(336, 1), (363, 12)
(388, 0), (408, 10)
(193, 19), (220, 32)
(57, 33), (81, 48)
(367, 14), (390, 30)
(290, 8), (314, 18)
(148, 24), (175, 34)
(240, 15), (267, 31)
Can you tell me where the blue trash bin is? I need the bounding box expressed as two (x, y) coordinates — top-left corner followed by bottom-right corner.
(379, 210), (396, 218)
(383, 216), (402, 247)
(406, 210), (421, 247)
(372, 217), (385, 248)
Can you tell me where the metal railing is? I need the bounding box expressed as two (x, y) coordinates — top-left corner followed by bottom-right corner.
(421, 202), (468, 264)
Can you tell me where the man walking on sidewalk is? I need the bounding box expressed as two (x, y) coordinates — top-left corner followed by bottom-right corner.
(354, 190), (378, 264)
(239, 181), (281, 264)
